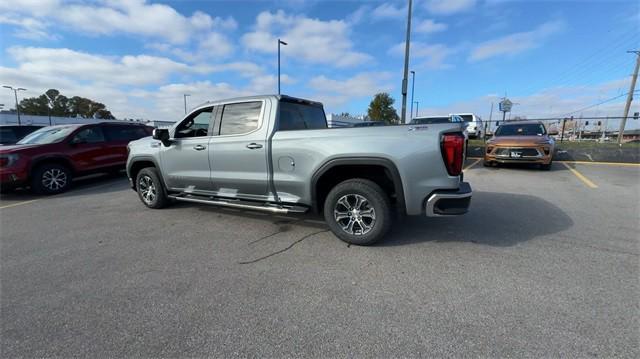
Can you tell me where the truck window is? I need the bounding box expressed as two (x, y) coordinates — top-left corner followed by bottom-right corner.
(220, 102), (262, 135)
(175, 107), (213, 138)
(278, 101), (327, 131)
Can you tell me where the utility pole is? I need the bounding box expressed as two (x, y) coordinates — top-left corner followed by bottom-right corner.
(414, 101), (419, 118)
(618, 50), (639, 144)
(278, 39), (287, 95)
(486, 102), (493, 142)
(409, 70), (415, 121)
(3, 85), (26, 125)
(183, 94), (190, 114)
(400, 0), (413, 124)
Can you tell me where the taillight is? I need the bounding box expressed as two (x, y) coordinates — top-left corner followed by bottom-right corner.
(441, 133), (465, 176)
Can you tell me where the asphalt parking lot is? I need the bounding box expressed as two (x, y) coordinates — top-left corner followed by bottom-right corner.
(1, 160), (639, 357)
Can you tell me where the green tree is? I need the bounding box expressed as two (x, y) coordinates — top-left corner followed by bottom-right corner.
(367, 93), (399, 124)
(18, 89), (114, 119)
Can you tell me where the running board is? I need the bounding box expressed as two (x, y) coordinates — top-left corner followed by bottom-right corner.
(168, 194), (308, 214)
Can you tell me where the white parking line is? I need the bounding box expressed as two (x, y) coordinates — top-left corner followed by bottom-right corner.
(0, 200), (39, 210)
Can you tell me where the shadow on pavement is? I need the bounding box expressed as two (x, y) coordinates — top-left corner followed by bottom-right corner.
(481, 161), (566, 172)
(0, 172), (129, 201)
(382, 191), (573, 247)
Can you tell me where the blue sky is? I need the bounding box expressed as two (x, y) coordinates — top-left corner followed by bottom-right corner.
(1, 0), (639, 129)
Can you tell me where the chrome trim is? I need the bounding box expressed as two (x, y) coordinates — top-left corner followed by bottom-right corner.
(425, 191), (472, 217)
(492, 147), (543, 159)
(168, 195), (308, 214)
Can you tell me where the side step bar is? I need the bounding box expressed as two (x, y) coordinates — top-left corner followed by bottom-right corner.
(168, 194), (309, 214)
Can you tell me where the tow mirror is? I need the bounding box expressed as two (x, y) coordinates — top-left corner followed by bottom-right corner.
(152, 128), (171, 146)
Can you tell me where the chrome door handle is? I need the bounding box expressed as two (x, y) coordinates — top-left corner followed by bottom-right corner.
(193, 145), (206, 151)
(246, 143), (263, 149)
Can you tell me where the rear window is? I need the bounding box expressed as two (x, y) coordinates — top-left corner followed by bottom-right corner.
(220, 102), (262, 135)
(460, 115), (474, 123)
(277, 101), (327, 131)
(104, 125), (149, 141)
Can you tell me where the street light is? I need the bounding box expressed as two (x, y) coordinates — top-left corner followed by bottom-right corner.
(414, 101), (419, 118)
(278, 39), (287, 95)
(409, 70), (416, 121)
(183, 94), (190, 114)
(3, 85), (26, 125)
(400, 0), (413, 124)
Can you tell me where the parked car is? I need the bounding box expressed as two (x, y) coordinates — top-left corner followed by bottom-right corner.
(455, 113), (484, 139)
(411, 115), (465, 125)
(0, 122), (153, 193)
(127, 95), (472, 245)
(484, 120), (556, 170)
(0, 125), (44, 145)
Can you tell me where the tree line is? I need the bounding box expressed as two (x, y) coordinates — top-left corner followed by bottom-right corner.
(16, 89), (115, 119)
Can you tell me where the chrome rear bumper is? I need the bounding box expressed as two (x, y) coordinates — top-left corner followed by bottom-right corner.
(425, 182), (472, 217)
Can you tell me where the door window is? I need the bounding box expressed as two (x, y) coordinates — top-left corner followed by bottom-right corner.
(219, 102), (262, 136)
(72, 127), (105, 144)
(104, 125), (149, 141)
(277, 101), (327, 131)
(175, 107), (213, 138)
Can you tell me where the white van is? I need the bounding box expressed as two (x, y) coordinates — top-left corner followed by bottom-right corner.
(454, 113), (483, 139)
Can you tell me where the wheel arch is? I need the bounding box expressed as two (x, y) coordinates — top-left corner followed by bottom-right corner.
(29, 156), (76, 177)
(310, 157), (405, 214)
(127, 156), (163, 190)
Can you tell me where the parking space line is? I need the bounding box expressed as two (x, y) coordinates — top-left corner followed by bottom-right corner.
(562, 162), (598, 189)
(464, 158), (481, 171)
(558, 161), (640, 167)
(0, 199), (39, 210)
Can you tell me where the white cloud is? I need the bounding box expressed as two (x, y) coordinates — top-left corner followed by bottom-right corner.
(371, 3), (407, 20)
(308, 72), (394, 108)
(424, 0), (477, 15)
(242, 10), (372, 67)
(0, 0), (236, 58)
(389, 42), (456, 70)
(469, 20), (565, 62)
(415, 19), (448, 34)
(0, 15), (53, 40)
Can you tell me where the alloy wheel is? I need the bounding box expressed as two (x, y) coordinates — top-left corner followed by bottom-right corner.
(333, 194), (376, 235)
(42, 168), (68, 191)
(138, 175), (157, 205)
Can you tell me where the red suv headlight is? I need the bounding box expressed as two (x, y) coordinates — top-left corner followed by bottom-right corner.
(0, 154), (20, 168)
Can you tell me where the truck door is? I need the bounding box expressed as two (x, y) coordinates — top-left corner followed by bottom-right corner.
(209, 100), (269, 201)
(159, 106), (215, 192)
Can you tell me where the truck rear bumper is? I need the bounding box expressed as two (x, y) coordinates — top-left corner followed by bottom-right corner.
(425, 182), (472, 217)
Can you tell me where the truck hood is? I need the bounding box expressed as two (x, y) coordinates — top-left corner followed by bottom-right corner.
(488, 136), (550, 146)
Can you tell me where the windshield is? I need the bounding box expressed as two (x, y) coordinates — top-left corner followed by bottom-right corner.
(17, 126), (75, 144)
(412, 117), (450, 124)
(459, 115), (474, 123)
(495, 123), (546, 136)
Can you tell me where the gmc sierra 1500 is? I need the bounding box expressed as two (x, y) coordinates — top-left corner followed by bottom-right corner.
(127, 95), (472, 245)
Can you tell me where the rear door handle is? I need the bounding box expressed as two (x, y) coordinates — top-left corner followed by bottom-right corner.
(193, 145), (206, 151)
(246, 143), (263, 149)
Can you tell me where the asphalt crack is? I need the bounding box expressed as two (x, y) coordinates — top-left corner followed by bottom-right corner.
(239, 229), (329, 264)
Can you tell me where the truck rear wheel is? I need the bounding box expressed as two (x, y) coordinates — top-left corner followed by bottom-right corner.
(323, 179), (392, 246)
(136, 167), (169, 209)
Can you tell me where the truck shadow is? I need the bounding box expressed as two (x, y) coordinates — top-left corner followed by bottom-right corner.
(480, 161), (566, 172)
(382, 191), (573, 247)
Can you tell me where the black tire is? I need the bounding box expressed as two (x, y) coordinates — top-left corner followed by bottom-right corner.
(136, 167), (169, 209)
(31, 163), (72, 194)
(483, 160), (491, 167)
(540, 162), (552, 171)
(323, 179), (392, 246)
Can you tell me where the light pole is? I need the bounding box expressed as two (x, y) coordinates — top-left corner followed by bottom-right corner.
(409, 70), (415, 121)
(278, 39), (287, 95)
(183, 94), (190, 114)
(3, 85), (26, 125)
(414, 101), (419, 118)
(400, 0), (413, 124)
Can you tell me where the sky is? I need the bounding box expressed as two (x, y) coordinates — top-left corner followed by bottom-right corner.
(1, 0), (639, 130)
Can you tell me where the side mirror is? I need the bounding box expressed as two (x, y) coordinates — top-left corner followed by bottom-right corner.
(152, 128), (171, 146)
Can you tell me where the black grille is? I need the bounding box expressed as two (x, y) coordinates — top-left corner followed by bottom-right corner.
(494, 147), (539, 157)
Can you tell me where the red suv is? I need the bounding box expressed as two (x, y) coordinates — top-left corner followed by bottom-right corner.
(0, 122), (153, 194)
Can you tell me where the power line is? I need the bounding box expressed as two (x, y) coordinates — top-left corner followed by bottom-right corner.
(556, 90), (639, 118)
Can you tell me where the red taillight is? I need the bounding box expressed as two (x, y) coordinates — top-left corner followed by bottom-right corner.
(441, 133), (465, 176)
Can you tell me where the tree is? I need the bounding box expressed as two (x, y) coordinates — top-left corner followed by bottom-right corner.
(18, 89), (114, 119)
(367, 93), (399, 124)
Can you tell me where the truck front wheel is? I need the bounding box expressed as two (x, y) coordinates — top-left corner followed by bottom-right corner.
(323, 179), (392, 246)
(136, 167), (169, 209)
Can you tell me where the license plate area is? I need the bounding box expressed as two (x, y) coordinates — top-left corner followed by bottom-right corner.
(510, 151), (522, 158)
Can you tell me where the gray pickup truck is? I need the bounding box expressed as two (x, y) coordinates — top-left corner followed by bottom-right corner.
(127, 95), (471, 245)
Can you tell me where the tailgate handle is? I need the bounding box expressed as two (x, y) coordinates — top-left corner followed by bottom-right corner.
(246, 143), (263, 149)
(193, 145), (206, 151)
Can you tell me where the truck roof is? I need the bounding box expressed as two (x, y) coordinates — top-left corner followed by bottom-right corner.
(193, 94), (323, 109)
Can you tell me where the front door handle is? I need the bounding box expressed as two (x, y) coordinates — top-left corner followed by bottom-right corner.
(246, 143), (263, 149)
(193, 145), (206, 151)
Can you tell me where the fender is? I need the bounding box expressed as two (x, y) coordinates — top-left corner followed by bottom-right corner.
(29, 155), (76, 174)
(310, 156), (406, 214)
(127, 155), (169, 191)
